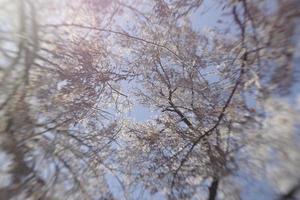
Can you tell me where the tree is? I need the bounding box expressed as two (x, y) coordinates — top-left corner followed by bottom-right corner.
(0, 0), (299, 200)
(114, 0), (300, 199)
(0, 0), (130, 199)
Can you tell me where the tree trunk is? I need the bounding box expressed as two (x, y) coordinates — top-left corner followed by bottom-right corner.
(279, 181), (300, 200)
(208, 178), (219, 200)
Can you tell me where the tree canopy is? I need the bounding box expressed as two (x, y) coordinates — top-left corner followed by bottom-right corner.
(0, 0), (299, 199)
